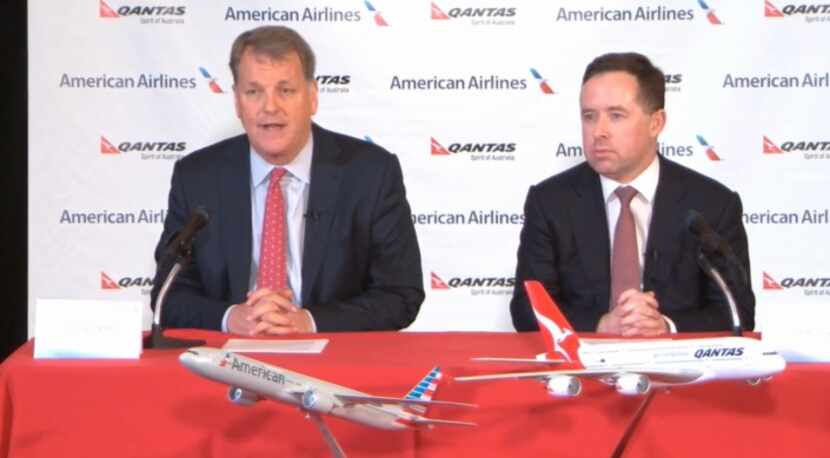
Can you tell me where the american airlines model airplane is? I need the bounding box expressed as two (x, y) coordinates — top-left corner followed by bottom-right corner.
(456, 281), (786, 396)
(180, 347), (475, 457)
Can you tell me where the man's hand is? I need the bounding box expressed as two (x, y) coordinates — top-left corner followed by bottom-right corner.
(597, 289), (668, 336)
(246, 288), (314, 335)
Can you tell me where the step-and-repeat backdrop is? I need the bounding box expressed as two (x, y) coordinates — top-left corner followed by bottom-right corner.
(28, 0), (829, 336)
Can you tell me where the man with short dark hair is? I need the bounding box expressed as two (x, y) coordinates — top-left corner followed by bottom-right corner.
(151, 26), (424, 334)
(510, 52), (754, 335)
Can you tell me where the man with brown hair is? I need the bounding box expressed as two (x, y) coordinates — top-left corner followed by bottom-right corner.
(510, 52), (754, 335)
(151, 26), (423, 334)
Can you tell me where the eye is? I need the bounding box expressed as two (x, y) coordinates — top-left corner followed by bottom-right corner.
(581, 112), (595, 122)
(245, 88), (260, 96)
(280, 87), (296, 95)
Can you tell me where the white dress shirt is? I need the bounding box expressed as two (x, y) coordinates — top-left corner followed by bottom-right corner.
(222, 136), (314, 332)
(599, 156), (676, 332)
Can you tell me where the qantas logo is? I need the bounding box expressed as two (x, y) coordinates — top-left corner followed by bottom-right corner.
(198, 67), (224, 94)
(100, 136), (186, 154)
(694, 347), (744, 358)
(695, 135), (723, 161)
(99, 0), (186, 20)
(762, 136), (830, 159)
(697, 0), (723, 24)
(430, 137), (516, 155)
(763, 272), (784, 290)
(529, 68), (554, 94)
(763, 135), (784, 154)
(765, 1), (830, 18)
(430, 272), (515, 289)
(101, 272), (153, 290)
(430, 3), (516, 19)
(364, 1), (389, 26)
(763, 272), (830, 290)
(431, 272), (450, 289)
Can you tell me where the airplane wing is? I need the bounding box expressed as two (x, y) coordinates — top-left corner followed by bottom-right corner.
(455, 367), (704, 385)
(472, 357), (566, 364)
(409, 417), (477, 428)
(334, 393), (477, 409)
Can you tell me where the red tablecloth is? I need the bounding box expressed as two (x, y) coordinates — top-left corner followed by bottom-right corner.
(1, 330), (828, 458)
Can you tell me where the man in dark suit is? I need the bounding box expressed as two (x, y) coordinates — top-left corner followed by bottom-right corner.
(151, 26), (423, 334)
(511, 52), (754, 335)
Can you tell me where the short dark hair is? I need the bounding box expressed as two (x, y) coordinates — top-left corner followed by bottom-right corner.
(229, 26), (316, 83)
(582, 52), (665, 113)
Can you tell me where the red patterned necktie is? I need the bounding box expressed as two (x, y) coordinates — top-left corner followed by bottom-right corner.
(610, 186), (640, 309)
(257, 168), (288, 291)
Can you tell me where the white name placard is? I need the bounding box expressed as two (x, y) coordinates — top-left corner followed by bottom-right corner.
(34, 299), (143, 359)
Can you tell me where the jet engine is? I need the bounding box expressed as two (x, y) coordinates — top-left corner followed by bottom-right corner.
(615, 374), (651, 395)
(545, 376), (582, 397)
(228, 386), (260, 406)
(301, 388), (338, 414)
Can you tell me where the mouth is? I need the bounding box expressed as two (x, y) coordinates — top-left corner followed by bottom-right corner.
(258, 122), (286, 132)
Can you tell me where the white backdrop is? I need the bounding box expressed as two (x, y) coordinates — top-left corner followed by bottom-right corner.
(28, 0), (830, 336)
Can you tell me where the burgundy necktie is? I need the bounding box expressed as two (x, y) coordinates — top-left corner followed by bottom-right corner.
(610, 186), (640, 309)
(257, 168), (288, 291)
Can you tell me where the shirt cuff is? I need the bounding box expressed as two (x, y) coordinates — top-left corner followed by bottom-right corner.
(662, 314), (677, 333)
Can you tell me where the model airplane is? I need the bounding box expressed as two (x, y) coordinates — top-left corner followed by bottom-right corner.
(180, 347), (476, 457)
(456, 281), (786, 396)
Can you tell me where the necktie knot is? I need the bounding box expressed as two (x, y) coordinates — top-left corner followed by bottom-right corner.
(270, 167), (287, 185)
(614, 186), (638, 206)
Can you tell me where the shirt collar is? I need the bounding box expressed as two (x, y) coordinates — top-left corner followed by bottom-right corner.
(599, 154), (660, 204)
(250, 135), (314, 188)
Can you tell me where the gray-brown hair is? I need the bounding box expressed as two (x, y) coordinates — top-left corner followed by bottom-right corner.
(229, 26), (316, 83)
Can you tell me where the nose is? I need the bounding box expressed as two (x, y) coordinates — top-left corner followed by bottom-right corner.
(262, 90), (282, 114)
(593, 114), (610, 140)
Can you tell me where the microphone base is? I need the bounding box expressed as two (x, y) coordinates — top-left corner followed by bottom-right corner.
(143, 325), (205, 349)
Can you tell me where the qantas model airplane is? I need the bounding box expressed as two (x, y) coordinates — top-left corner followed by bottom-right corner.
(455, 281), (786, 396)
(180, 347), (475, 457)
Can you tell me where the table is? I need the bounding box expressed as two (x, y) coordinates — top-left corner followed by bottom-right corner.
(1, 330), (828, 457)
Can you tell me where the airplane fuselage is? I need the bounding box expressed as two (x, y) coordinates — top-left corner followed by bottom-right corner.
(180, 349), (419, 430)
(578, 336), (785, 385)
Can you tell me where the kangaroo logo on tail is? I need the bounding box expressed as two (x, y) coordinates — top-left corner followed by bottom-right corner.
(525, 281), (583, 368)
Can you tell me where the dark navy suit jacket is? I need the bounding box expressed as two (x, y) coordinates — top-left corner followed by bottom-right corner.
(510, 155), (755, 332)
(151, 124), (424, 332)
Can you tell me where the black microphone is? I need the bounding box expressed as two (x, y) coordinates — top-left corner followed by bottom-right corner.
(166, 207), (210, 257)
(686, 210), (735, 260)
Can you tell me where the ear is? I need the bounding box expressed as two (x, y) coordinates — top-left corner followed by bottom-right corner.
(233, 84), (242, 120)
(309, 79), (319, 116)
(649, 109), (666, 138)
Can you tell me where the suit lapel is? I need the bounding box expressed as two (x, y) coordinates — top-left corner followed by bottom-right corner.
(643, 156), (688, 287)
(571, 165), (611, 289)
(301, 125), (343, 306)
(219, 136), (253, 304)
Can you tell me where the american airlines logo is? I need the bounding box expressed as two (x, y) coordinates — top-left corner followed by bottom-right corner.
(695, 135), (723, 161)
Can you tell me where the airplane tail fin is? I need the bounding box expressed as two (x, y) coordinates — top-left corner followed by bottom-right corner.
(524, 281), (583, 367)
(403, 366), (442, 415)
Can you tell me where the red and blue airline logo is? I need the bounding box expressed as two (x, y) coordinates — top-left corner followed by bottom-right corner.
(198, 67), (224, 94)
(364, 1), (389, 26)
(697, 0), (723, 24)
(695, 135), (722, 161)
(530, 68), (554, 94)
